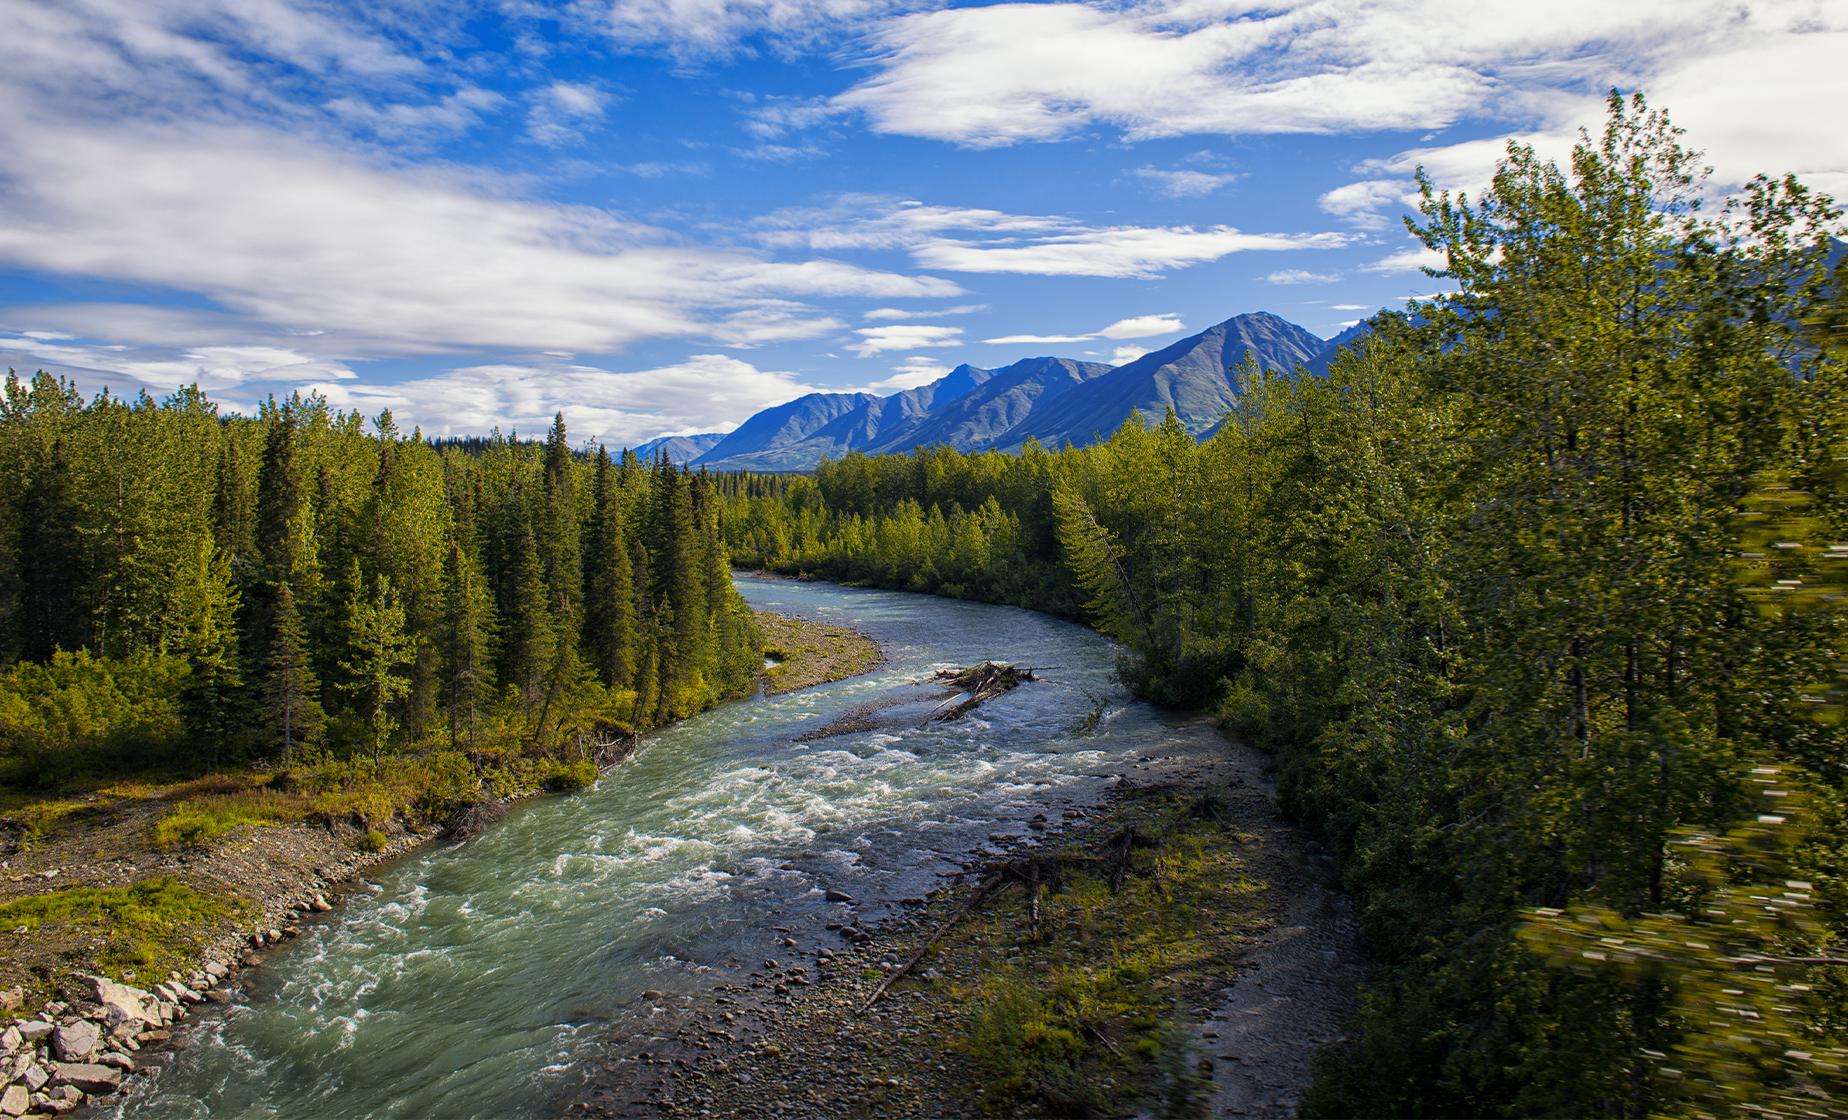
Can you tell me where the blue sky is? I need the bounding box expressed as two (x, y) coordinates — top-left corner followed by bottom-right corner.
(2, 1), (1844, 447)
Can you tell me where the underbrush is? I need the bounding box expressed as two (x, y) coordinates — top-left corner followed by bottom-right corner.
(952, 801), (1264, 1117)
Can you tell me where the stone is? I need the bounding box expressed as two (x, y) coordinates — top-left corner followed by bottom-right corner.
(0, 988), (21, 1012)
(96, 1052), (134, 1072)
(50, 1062), (121, 1094)
(85, 976), (153, 1031)
(0, 1027), (20, 1051)
(240, 953), (263, 968)
(15, 1023), (50, 1045)
(310, 895), (333, 912)
(0, 1084), (25, 1117)
(203, 962), (228, 981)
(22, 1065), (49, 1091)
(823, 889), (854, 903)
(48, 1023), (99, 1063)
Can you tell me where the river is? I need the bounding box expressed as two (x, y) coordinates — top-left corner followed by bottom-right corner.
(114, 575), (1231, 1120)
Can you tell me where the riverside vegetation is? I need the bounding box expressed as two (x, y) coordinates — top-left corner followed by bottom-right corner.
(713, 97), (1848, 1119)
(0, 93), (1844, 1119)
(0, 399), (767, 1015)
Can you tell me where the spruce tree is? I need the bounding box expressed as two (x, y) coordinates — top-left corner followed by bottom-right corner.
(18, 438), (84, 659)
(337, 573), (414, 764)
(177, 534), (245, 764)
(265, 581), (324, 765)
(581, 447), (637, 691)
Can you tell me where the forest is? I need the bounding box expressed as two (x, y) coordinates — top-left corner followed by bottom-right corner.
(0, 387), (761, 800)
(713, 98), (1848, 1117)
(1, 94), (1845, 1118)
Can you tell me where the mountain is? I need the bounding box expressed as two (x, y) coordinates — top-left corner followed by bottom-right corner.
(631, 432), (724, 462)
(1004, 312), (1328, 448)
(692, 364), (993, 472)
(865, 357), (1115, 455)
(694, 310), (1357, 471)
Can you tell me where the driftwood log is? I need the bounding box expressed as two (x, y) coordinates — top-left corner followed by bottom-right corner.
(924, 662), (1043, 723)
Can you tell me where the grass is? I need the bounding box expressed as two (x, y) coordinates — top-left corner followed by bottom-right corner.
(947, 795), (1267, 1117)
(151, 790), (307, 848)
(0, 878), (251, 980)
(754, 611), (882, 695)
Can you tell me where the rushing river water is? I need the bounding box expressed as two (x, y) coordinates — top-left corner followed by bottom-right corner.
(116, 576), (1228, 1120)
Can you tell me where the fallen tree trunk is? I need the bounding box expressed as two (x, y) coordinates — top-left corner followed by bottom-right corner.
(924, 662), (1043, 723)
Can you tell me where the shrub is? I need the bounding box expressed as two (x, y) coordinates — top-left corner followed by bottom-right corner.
(358, 828), (389, 852)
(542, 758), (598, 792)
(0, 651), (187, 786)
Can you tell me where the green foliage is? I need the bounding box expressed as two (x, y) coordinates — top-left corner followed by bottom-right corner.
(151, 791), (304, 848)
(719, 96), (1848, 1118)
(0, 390), (756, 781)
(542, 757), (597, 791)
(0, 877), (248, 977)
(358, 828), (388, 853)
(0, 650), (187, 785)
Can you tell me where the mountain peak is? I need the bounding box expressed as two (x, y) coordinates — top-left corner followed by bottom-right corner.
(694, 310), (1354, 470)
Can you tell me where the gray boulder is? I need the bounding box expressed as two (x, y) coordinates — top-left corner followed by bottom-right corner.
(49, 1021), (99, 1062)
(51, 1061), (122, 1093)
(85, 976), (152, 1030)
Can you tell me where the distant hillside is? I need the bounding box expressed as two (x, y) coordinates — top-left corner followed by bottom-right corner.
(693, 310), (1377, 471)
(631, 432), (724, 461)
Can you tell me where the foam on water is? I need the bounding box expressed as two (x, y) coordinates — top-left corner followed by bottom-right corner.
(115, 576), (1228, 1120)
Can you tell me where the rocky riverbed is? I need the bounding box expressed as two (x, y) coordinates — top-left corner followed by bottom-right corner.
(562, 725), (1364, 1120)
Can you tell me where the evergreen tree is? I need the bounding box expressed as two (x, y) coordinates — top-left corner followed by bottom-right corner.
(337, 573), (414, 763)
(441, 535), (493, 750)
(581, 447), (638, 692)
(264, 581), (324, 765)
(176, 534), (244, 763)
(18, 439), (84, 659)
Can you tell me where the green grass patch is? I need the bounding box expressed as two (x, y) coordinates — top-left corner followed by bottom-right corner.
(0, 878), (250, 978)
(151, 791), (307, 848)
(949, 797), (1265, 1117)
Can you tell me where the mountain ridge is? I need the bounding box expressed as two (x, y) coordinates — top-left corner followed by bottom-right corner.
(692, 310), (1365, 472)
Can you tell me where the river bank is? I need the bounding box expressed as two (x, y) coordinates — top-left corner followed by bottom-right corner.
(75, 577), (1360, 1120)
(562, 718), (1361, 1119)
(0, 609), (879, 1119)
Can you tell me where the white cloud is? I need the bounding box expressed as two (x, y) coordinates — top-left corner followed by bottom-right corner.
(1098, 313), (1184, 339)
(0, 328), (357, 396)
(1265, 269), (1339, 284)
(591, 0), (923, 57)
(849, 324), (963, 356)
(982, 311), (1186, 346)
(822, 1), (1800, 149)
(759, 196), (1343, 279)
(326, 87), (506, 142)
(1317, 178), (1411, 230)
(863, 304), (985, 321)
(298, 354), (820, 449)
(1111, 345), (1148, 365)
(852, 354), (955, 394)
(1131, 166), (1240, 198)
(914, 224), (1348, 278)
(982, 333), (1095, 345)
(0, 2), (963, 370)
(1361, 246), (1448, 274)
(528, 81), (610, 145)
